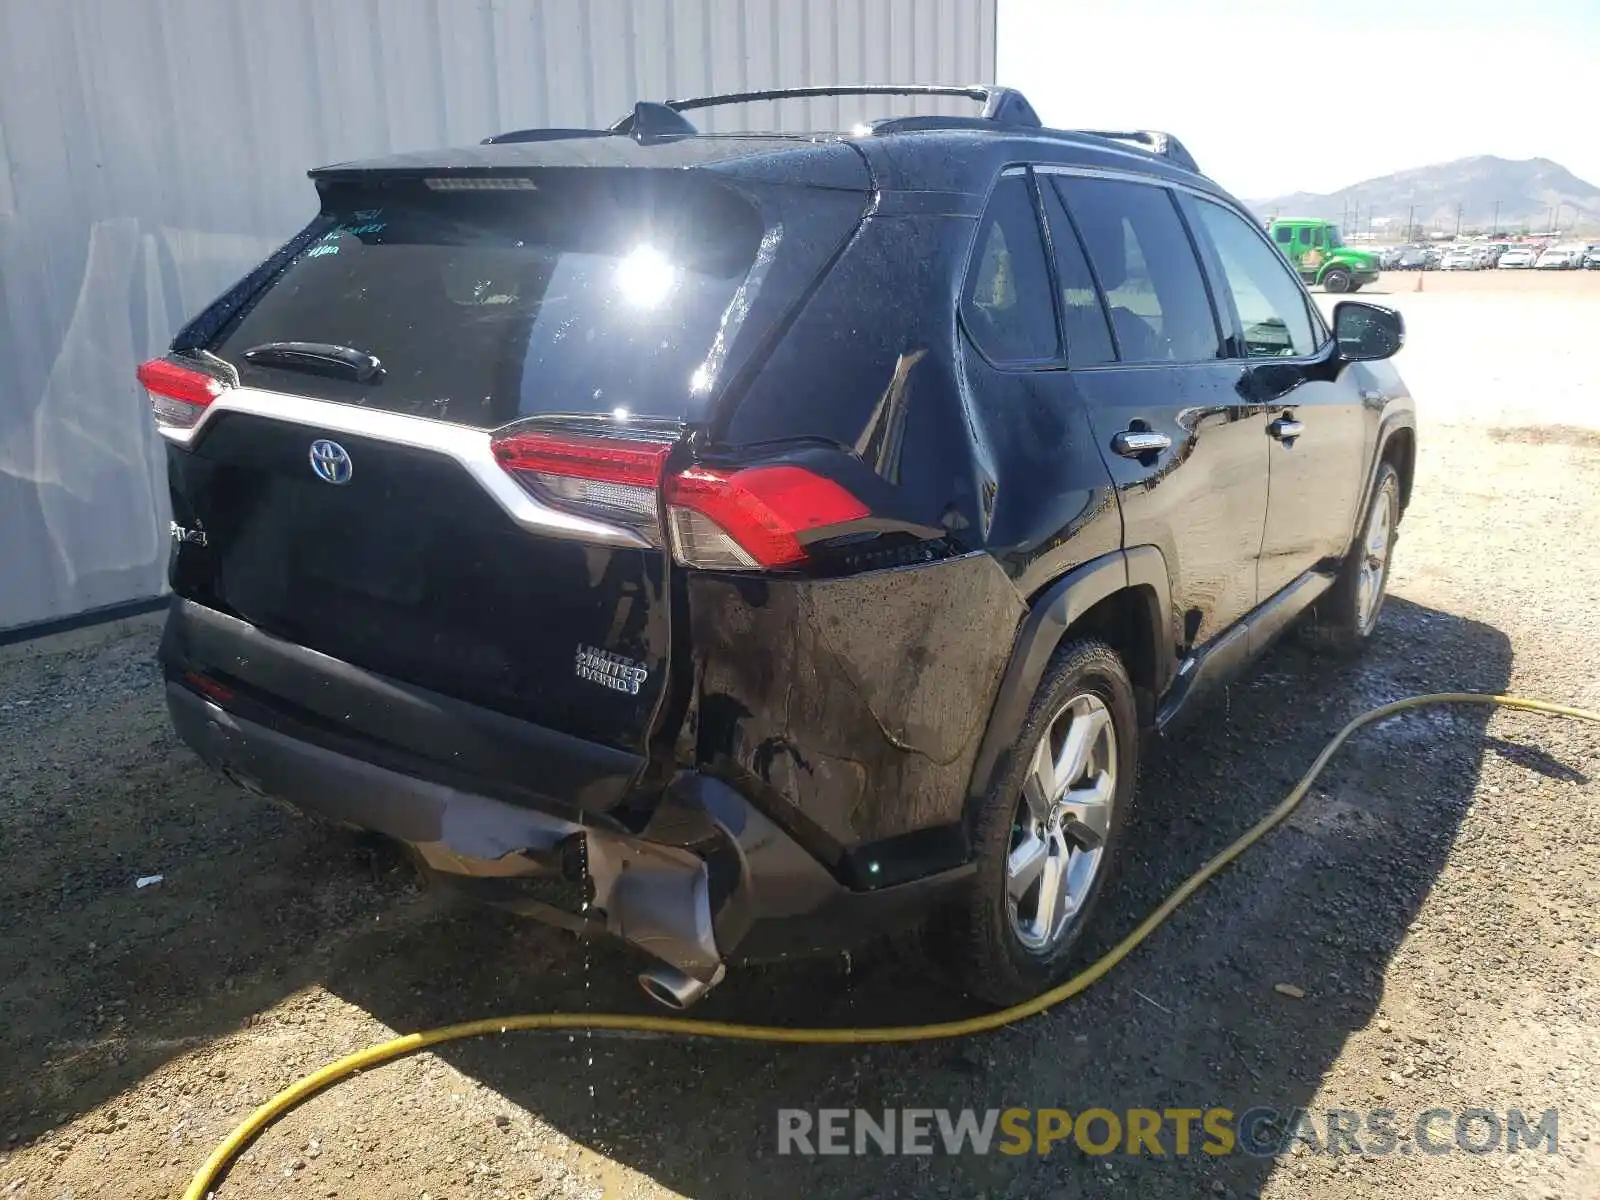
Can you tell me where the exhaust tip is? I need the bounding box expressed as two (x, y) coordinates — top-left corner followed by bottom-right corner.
(638, 962), (726, 1011)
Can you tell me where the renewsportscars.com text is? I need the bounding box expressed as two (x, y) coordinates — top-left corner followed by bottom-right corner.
(776, 1107), (1559, 1158)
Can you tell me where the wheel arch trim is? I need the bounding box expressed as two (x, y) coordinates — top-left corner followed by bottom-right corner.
(1348, 417), (1417, 552)
(963, 548), (1174, 823)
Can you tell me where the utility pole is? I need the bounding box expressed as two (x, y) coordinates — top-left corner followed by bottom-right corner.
(1491, 200), (1500, 236)
(1455, 203), (1463, 237)
(1407, 203), (1416, 242)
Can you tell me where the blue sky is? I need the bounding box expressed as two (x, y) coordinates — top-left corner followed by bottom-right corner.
(997, 0), (1600, 199)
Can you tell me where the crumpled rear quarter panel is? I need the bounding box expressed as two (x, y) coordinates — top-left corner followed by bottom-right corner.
(687, 552), (1025, 852)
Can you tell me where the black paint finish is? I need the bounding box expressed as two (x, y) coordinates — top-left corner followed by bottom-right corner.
(686, 553), (1025, 856)
(171, 414), (670, 757)
(157, 117), (1417, 963)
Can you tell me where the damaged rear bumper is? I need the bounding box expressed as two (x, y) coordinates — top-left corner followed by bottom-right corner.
(166, 682), (971, 989)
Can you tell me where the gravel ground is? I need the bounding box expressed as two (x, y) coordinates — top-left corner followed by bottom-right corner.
(2, 272), (1598, 1200)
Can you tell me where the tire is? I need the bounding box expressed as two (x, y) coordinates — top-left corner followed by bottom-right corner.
(946, 638), (1139, 1006)
(1322, 267), (1353, 293)
(1300, 462), (1401, 654)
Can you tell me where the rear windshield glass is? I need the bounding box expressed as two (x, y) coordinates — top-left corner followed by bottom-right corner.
(209, 174), (766, 428)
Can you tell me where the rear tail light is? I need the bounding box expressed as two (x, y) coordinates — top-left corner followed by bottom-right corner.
(489, 430), (868, 570)
(491, 431), (670, 527)
(665, 465), (869, 569)
(137, 358), (227, 429)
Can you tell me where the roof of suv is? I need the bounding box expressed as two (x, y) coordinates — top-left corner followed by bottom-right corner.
(308, 84), (1234, 205)
(309, 134), (875, 190)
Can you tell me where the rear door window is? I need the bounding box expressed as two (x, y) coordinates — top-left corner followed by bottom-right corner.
(1189, 199), (1318, 358)
(961, 174), (1060, 364)
(1038, 183), (1116, 367)
(1052, 177), (1221, 364)
(209, 174), (766, 428)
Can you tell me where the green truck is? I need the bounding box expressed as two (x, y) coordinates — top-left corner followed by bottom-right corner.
(1266, 219), (1380, 292)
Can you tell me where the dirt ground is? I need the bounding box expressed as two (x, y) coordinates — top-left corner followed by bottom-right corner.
(3, 271), (1599, 1200)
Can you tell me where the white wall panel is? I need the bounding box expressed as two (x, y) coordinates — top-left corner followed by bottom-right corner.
(0, 0), (995, 629)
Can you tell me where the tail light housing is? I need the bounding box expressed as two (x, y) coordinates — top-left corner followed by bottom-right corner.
(490, 430), (869, 570)
(664, 465), (869, 569)
(491, 431), (670, 527)
(137, 358), (227, 429)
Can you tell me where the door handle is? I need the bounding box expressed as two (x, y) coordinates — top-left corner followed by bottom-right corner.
(1110, 430), (1172, 458)
(1267, 416), (1305, 441)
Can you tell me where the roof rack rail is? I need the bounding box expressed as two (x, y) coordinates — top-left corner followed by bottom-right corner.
(481, 127), (610, 145)
(631, 84), (1043, 130)
(1074, 129), (1201, 175)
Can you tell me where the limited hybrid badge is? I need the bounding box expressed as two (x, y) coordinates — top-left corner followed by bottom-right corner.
(309, 439), (353, 485)
(574, 645), (649, 695)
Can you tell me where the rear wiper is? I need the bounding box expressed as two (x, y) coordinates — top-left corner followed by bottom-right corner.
(241, 341), (384, 383)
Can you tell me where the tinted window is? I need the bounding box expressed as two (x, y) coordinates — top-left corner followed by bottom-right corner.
(1192, 200), (1317, 358)
(1273, 225), (1293, 244)
(1039, 185), (1116, 366)
(962, 175), (1059, 363)
(211, 175), (765, 428)
(1053, 177), (1220, 364)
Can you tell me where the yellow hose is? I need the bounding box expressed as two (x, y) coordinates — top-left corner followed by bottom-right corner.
(183, 692), (1599, 1199)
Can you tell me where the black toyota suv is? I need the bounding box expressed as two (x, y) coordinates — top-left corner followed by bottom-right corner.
(146, 85), (1415, 1009)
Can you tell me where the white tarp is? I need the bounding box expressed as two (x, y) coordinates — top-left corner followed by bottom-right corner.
(0, 0), (994, 630)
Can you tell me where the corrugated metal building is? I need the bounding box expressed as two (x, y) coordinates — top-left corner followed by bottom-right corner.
(0, 0), (996, 632)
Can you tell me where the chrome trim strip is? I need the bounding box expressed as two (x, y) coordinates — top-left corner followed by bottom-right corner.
(157, 387), (651, 548)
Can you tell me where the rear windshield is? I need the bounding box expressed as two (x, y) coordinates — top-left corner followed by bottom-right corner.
(209, 174), (766, 428)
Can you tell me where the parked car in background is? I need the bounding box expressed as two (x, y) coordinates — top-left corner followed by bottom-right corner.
(1583, 245), (1600, 269)
(1497, 247), (1539, 269)
(1536, 245), (1584, 269)
(1393, 245), (1433, 270)
(1439, 248), (1478, 270)
(139, 84), (1417, 1009)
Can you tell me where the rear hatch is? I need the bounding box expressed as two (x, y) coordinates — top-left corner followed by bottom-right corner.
(154, 162), (869, 768)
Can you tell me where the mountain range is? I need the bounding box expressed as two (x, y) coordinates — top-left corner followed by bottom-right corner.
(1247, 156), (1600, 235)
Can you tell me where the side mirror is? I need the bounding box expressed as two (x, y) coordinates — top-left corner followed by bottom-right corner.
(1333, 301), (1404, 362)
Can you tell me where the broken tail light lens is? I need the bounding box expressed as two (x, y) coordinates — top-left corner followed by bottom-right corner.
(137, 358), (226, 429)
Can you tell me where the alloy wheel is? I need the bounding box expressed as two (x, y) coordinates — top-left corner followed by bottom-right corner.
(1006, 693), (1117, 953)
(1357, 479), (1397, 632)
